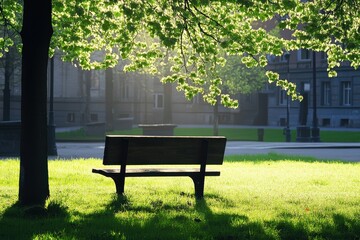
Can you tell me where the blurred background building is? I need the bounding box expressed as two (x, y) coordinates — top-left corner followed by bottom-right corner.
(0, 50), (359, 128)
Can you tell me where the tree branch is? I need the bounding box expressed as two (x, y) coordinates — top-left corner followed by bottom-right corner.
(0, 3), (21, 36)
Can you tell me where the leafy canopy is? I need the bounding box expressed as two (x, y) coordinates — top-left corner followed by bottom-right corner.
(0, 0), (22, 54)
(1, 0), (359, 107)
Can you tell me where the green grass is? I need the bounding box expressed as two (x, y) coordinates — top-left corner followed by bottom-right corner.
(1, 155), (360, 239)
(56, 127), (360, 142)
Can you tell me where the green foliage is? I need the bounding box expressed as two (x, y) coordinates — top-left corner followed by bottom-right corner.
(219, 54), (267, 96)
(1, 0), (359, 107)
(0, 0), (22, 57)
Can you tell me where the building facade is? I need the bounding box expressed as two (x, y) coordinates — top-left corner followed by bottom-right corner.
(0, 56), (261, 127)
(267, 50), (360, 128)
(1, 51), (359, 128)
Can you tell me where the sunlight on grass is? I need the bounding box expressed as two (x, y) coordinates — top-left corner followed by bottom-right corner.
(1, 157), (359, 239)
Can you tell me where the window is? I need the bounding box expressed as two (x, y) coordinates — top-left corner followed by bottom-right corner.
(90, 113), (98, 122)
(90, 70), (104, 97)
(298, 49), (311, 61)
(67, 113), (75, 122)
(322, 118), (330, 127)
(153, 93), (164, 109)
(120, 80), (129, 100)
(321, 82), (331, 106)
(191, 94), (202, 104)
(320, 51), (327, 60)
(91, 70), (104, 89)
(279, 118), (286, 127)
(266, 54), (276, 63)
(341, 81), (352, 106)
(279, 90), (287, 105)
(279, 53), (289, 63)
(340, 119), (349, 127)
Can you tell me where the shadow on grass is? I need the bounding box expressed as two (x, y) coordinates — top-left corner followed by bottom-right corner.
(274, 212), (360, 240)
(1, 194), (359, 239)
(0, 200), (70, 239)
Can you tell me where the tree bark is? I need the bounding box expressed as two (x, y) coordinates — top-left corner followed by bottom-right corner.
(162, 52), (172, 124)
(18, 0), (53, 206)
(105, 68), (114, 131)
(84, 70), (91, 123)
(213, 100), (219, 136)
(163, 82), (172, 123)
(3, 50), (13, 121)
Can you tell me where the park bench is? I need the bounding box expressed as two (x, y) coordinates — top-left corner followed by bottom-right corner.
(92, 135), (227, 199)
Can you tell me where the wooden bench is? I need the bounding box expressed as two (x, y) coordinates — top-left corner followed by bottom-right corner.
(92, 135), (226, 199)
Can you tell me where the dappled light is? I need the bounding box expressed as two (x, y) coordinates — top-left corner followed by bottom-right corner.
(1, 159), (359, 239)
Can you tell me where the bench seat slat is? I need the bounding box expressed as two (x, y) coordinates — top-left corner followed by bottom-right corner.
(103, 136), (226, 165)
(92, 168), (221, 177)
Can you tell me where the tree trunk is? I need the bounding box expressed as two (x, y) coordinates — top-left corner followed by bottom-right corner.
(18, 0), (53, 206)
(213, 100), (219, 136)
(77, 68), (84, 98)
(3, 50), (12, 121)
(162, 51), (172, 124)
(84, 71), (91, 123)
(77, 68), (85, 123)
(163, 82), (172, 123)
(105, 68), (114, 131)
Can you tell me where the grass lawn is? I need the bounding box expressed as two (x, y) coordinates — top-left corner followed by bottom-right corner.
(56, 127), (360, 142)
(1, 155), (359, 239)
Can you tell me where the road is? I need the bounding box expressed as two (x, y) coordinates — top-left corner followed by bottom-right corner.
(53, 141), (360, 162)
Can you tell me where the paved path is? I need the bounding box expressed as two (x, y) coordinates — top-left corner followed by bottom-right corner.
(52, 141), (360, 162)
(225, 141), (360, 162)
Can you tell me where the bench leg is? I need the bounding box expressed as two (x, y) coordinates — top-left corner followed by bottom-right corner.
(190, 175), (205, 199)
(109, 176), (125, 195)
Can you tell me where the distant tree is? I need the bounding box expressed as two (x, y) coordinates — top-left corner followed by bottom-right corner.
(211, 54), (267, 135)
(1, 46), (17, 121)
(0, 0), (22, 121)
(0, 0), (359, 207)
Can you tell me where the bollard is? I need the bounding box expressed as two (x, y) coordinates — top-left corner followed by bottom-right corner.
(283, 127), (291, 142)
(257, 128), (264, 141)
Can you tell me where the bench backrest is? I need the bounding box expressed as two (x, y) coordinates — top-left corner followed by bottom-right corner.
(103, 135), (226, 165)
